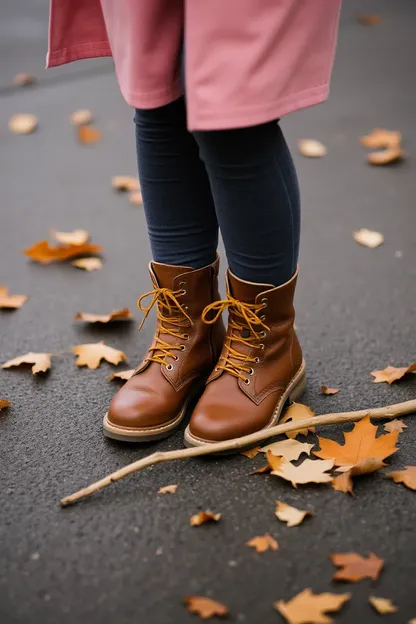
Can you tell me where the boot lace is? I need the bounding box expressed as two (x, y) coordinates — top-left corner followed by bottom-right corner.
(137, 287), (193, 366)
(202, 296), (270, 382)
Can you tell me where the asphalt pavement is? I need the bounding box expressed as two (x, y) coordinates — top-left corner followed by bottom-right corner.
(1, 1), (415, 623)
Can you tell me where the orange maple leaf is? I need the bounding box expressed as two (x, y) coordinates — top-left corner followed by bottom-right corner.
(330, 552), (384, 582)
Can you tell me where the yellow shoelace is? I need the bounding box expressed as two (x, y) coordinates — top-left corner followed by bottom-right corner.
(202, 296), (270, 381)
(137, 287), (193, 366)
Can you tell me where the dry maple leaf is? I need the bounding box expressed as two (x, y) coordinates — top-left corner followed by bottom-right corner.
(72, 341), (127, 369)
(360, 128), (401, 149)
(314, 415), (398, 466)
(245, 533), (278, 553)
(330, 552), (384, 582)
(275, 501), (311, 527)
(368, 146), (404, 166)
(357, 13), (382, 26)
(24, 240), (102, 264)
(0, 285), (28, 309)
(387, 466), (416, 491)
(279, 403), (316, 438)
(129, 191), (143, 206)
(72, 257), (103, 271)
(158, 484), (178, 495)
(108, 369), (135, 382)
(77, 125), (102, 144)
(240, 446), (260, 459)
(353, 228), (384, 248)
(332, 472), (353, 495)
(384, 418), (407, 433)
(13, 73), (36, 86)
(274, 588), (351, 624)
(74, 308), (133, 323)
(2, 352), (52, 375)
(112, 175), (140, 192)
(184, 596), (228, 619)
(371, 363), (416, 384)
(271, 458), (334, 488)
(331, 458), (386, 495)
(298, 139), (327, 158)
(369, 596), (398, 615)
(190, 511), (221, 527)
(70, 109), (93, 126)
(320, 386), (340, 396)
(9, 113), (38, 135)
(0, 400), (11, 410)
(51, 229), (89, 246)
(260, 438), (314, 461)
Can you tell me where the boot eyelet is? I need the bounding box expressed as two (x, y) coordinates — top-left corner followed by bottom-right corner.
(166, 364), (174, 371)
(173, 355), (179, 361)
(179, 281), (186, 288)
(261, 297), (268, 305)
(260, 315), (266, 321)
(259, 343), (265, 350)
(183, 334), (189, 340)
(254, 357), (260, 363)
(260, 330), (267, 338)
(249, 368), (254, 375)
(179, 345), (186, 351)
(183, 305), (189, 311)
(244, 378), (250, 385)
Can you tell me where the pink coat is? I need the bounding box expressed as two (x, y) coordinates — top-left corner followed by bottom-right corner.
(47, 0), (341, 131)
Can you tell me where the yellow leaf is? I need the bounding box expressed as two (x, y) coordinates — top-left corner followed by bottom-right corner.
(260, 438), (314, 461)
(369, 596), (398, 615)
(0, 285), (28, 309)
(9, 113), (38, 135)
(245, 533), (278, 553)
(360, 128), (401, 149)
(279, 403), (316, 438)
(240, 446), (260, 459)
(332, 472), (354, 495)
(77, 124), (102, 144)
(183, 596), (228, 619)
(108, 369), (135, 381)
(190, 511), (221, 527)
(314, 415), (398, 466)
(70, 109), (93, 126)
(387, 466), (416, 491)
(371, 363), (416, 384)
(72, 341), (127, 369)
(330, 552), (384, 582)
(332, 458), (386, 495)
(0, 400), (11, 410)
(112, 176), (140, 192)
(74, 308), (133, 323)
(2, 352), (52, 375)
(72, 257), (103, 271)
(298, 139), (327, 158)
(158, 484), (178, 495)
(384, 419), (407, 433)
(51, 229), (89, 246)
(275, 501), (312, 527)
(24, 240), (102, 264)
(271, 458), (334, 488)
(320, 386), (340, 395)
(274, 589), (350, 624)
(353, 228), (384, 248)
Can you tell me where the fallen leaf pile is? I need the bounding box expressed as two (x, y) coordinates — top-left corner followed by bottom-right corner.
(0, 285), (28, 309)
(184, 596), (228, 619)
(245, 533), (278, 553)
(274, 589), (350, 624)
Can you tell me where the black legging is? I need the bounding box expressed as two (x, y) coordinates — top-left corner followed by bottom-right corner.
(134, 97), (300, 286)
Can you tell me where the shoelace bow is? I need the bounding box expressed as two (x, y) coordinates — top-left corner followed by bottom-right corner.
(202, 296), (270, 382)
(137, 287), (193, 366)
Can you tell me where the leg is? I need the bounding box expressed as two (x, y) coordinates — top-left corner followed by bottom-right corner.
(192, 121), (300, 285)
(135, 96), (218, 268)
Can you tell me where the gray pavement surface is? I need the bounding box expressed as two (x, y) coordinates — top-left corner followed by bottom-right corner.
(1, 1), (415, 623)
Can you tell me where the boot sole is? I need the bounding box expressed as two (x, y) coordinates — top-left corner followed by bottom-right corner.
(183, 360), (306, 451)
(103, 380), (206, 443)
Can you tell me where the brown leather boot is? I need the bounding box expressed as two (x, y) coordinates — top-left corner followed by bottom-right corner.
(104, 257), (225, 441)
(184, 269), (305, 446)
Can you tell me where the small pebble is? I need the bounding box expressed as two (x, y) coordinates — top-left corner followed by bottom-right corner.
(30, 552), (40, 561)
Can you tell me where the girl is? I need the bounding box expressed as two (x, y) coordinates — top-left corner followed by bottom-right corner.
(48, 0), (341, 445)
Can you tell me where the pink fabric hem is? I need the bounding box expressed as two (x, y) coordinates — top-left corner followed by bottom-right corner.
(120, 78), (183, 109)
(46, 42), (112, 68)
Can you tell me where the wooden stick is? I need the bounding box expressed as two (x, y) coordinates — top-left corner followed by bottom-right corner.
(61, 399), (416, 507)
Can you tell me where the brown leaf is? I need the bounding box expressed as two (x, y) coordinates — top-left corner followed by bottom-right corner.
(112, 176), (140, 192)
(240, 446), (260, 459)
(360, 128), (401, 149)
(330, 552), (384, 582)
(72, 257), (103, 271)
(72, 341), (127, 369)
(23, 240), (102, 264)
(129, 191), (143, 206)
(158, 484), (178, 495)
(249, 464), (273, 475)
(260, 438), (314, 461)
(371, 363), (416, 384)
(332, 458), (386, 495)
(13, 73), (36, 87)
(74, 308), (133, 323)
(108, 369), (135, 382)
(9, 113), (38, 135)
(77, 124), (102, 144)
(384, 418), (407, 433)
(51, 229), (89, 246)
(245, 533), (278, 553)
(279, 403), (316, 438)
(368, 146), (404, 166)
(369, 596), (398, 615)
(184, 596), (228, 619)
(353, 228), (384, 248)
(0, 400), (11, 410)
(70, 109), (93, 126)
(271, 458), (334, 488)
(387, 466), (416, 491)
(275, 501), (311, 527)
(0, 285), (28, 309)
(274, 588), (351, 624)
(2, 352), (52, 375)
(314, 415), (398, 466)
(357, 14), (382, 26)
(298, 139), (327, 158)
(332, 472), (354, 495)
(320, 386), (340, 395)
(190, 511), (221, 527)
